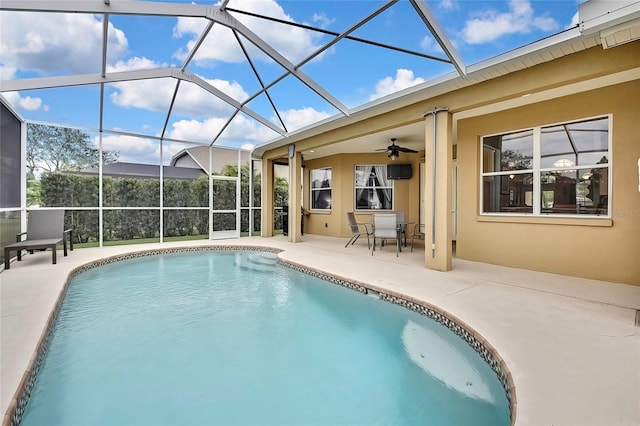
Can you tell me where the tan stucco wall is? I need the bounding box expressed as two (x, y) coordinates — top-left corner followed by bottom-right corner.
(302, 153), (422, 238)
(457, 80), (640, 285)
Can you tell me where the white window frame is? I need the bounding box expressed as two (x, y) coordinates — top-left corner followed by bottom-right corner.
(309, 167), (332, 211)
(354, 164), (394, 211)
(479, 115), (612, 218)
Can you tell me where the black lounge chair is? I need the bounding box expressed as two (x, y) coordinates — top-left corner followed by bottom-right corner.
(4, 210), (73, 270)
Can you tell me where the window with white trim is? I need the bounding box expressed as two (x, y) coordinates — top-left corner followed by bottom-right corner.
(355, 165), (393, 210)
(481, 116), (610, 216)
(310, 168), (332, 210)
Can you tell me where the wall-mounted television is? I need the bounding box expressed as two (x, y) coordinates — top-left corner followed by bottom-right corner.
(387, 163), (412, 180)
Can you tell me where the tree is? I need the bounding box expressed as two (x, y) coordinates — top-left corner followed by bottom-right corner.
(26, 123), (118, 176)
(500, 149), (532, 170)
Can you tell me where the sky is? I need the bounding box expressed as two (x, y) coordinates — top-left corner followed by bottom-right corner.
(0, 0), (583, 165)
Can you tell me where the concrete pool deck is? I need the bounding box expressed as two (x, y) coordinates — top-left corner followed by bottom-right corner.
(1, 235), (639, 425)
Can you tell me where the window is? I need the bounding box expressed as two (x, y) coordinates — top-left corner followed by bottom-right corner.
(481, 116), (610, 216)
(355, 165), (393, 210)
(310, 168), (332, 210)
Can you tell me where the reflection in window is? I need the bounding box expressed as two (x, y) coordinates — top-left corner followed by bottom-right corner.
(482, 173), (534, 213)
(540, 117), (609, 215)
(355, 165), (393, 210)
(540, 167), (609, 215)
(482, 130), (533, 173)
(481, 116), (610, 216)
(540, 118), (608, 168)
(310, 168), (332, 209)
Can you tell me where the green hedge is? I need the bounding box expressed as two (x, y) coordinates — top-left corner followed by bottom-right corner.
(37, 165), (285, 244)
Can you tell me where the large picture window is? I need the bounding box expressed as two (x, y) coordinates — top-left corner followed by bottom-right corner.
(481, 116), (610, 216)
(355, 165), (393, 210)
(310, 168), (332, 210)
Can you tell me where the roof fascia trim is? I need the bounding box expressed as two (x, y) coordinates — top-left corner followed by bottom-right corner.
(579, 0), (640, 35)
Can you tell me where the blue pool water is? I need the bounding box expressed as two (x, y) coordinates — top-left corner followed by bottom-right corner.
(21, 250), (510, 425)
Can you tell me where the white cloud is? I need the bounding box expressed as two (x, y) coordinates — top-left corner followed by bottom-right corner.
(165, 113), (272, 146)
(0, 64), (17, 80)
(19, 95), (45, 111)
(108, 78), (175, 112)
(2, 91), (48, 113)
(166, 117), (231, 144)
(165, 108), (306, 147)
(0, 11), (126, 115)
(98, 134), (206, 165)
(439, 0), (458, 11)
(173, 0), (325, 65)
(369, 69), (425, 101)
(420, 37), (445, 54)
(280, 107), (331, 132)
(0, 12), (128, 74)
(100, 134), (161, 165)
(107, 57), (166, 73)
(312, 12), (335, 28)
(106, 57), (248, 118)
(461, 0), (559, 44)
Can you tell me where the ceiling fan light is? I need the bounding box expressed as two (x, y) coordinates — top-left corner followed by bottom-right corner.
(388, 151), (399, 160)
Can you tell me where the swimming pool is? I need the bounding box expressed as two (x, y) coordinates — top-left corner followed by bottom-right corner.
(19, 249), (511, 425)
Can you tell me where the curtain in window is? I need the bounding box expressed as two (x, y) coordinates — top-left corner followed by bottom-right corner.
(355, 165), (392, 210)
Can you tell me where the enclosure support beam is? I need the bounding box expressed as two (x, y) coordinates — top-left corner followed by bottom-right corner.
(423, 108), (452, 272)
(261, 158), (275, 237)
(288, 146), (303, 243)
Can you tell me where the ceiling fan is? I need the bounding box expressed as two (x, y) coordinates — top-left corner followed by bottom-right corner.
(376, 138), (418, 160)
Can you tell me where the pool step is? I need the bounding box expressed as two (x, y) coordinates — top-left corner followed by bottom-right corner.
(235, 252), (278, 272)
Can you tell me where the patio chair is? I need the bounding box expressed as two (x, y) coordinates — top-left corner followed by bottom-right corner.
(372, 213), (400, 257)
(345, 212), (373, 249)
(4, 210), (73, 270)
(410, 223), (426, 252)
(394, 211), (408, 247)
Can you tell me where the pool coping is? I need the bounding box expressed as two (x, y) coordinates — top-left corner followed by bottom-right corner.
(3, 245), (516, 426)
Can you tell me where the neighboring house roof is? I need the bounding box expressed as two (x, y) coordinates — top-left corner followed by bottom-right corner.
(170, 146), (251, 174)
(78, 146), (251, 179)
(81, 162), (205, 180)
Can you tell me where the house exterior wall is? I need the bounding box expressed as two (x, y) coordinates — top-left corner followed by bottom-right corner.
(457, 80), (640, 285)
(259, 43), (640, 285)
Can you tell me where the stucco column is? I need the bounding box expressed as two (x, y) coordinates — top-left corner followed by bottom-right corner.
(261, 158), (274, 237)
(288, 147), (303, 242)
(424, 109), (453, 271)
